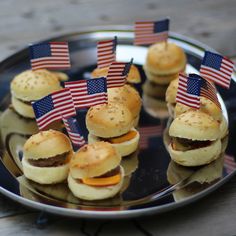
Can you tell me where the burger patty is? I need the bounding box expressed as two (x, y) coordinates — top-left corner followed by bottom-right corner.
(17, 98), (34, 106)
(95, 166), (120, 178)
(28, 152), (69, 167)
(172, 137), (212, 151)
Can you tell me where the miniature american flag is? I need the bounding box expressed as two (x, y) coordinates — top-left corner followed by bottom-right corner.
(176, 73), (201, 109)
(62, 117), (86, 147)
(134, 18), (169, 45)
(30, 42), (71, 70)
(32, 89), (76, 130)
(106, 59), (133, 88)
(139, 125), (164, 149)
(200, 51), (234, 89)
(64, 77), (108, 109)
(97, 36), (117, 69)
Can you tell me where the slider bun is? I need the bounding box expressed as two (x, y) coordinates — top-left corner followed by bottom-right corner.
(145, 42), (187, 75)
(168, 139), (221, 166)
(175, 97), (222, 121)
(108, 84), (142, 122)
(121, 151), (139, 176)
(24, 130), (72, 160)
(11, 96), (35, 118)
(91, 65), (141, 84)
(165, 78), (178, 104)
(52, 71), (69, 82)
(22, 157), (69, 184)
(144, 66), (178, 85)
(169, 111), (220, 141)
(86, 103), (133, 138)
(142, 80), (168, 98)
(11, 69), (62, 101)
(219, 116), (228, 139)
(68, 167), (124, 200)
(88, 128), (140, 157)
(70, 142), (121, 179)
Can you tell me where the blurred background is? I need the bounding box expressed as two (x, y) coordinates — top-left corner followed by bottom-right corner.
(0, 0), (235, 61)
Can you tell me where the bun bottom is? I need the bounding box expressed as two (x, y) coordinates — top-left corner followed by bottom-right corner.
(88, 128), (140, 157)
(168, 139), (221, 166)
(22, 158), (69, 184)
(11, 96), (35, 118)
(68, 167), (124, 200)
(167, 102), (175, 118)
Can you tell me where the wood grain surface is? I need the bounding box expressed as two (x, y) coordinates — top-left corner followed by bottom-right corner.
(0, 0), (236, 235)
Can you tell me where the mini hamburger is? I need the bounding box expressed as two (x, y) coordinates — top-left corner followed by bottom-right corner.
(86, 103), (140, 157)
(168, 110), (221, 166)
(144, 42), (186, 85)
(68, 141), (124, 200)
(22, 130), (73, 184)
(10, 69), (62, 118)
(108, 84), (142, 126)
(91, 64), (141, 84)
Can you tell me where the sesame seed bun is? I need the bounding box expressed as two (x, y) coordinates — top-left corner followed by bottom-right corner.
(91, 64), (141, 84)
(68, 167), (124, 201)
(11, 69), (62, 101)
(11, 96), (35, 118)
(86, 103), (134, 138)
(169, 111), (220, 141)
(23, 130), (72, 160)
(145, 42), (187, 75)
(108, 84), (142, 124)
(219, 116), (228, 139)
(175, 97), (222, 121)
(52, 71), (69, 82)
(70, 142), (121, 179)
(88, 128), (140, 157)
(168, 139), (221, 166)
(165, 78), (179, 104)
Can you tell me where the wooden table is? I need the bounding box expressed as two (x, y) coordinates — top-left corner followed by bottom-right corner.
(0, 0), (236, 235)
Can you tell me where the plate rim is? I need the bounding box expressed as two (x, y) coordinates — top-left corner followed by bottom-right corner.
(0, 25), (235, 219)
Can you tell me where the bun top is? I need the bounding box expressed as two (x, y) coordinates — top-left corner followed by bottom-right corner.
(86, 103), (133, 138)
(108, 84), (142, 119)
(70, 141), (121, 179)
(11, 69), (62, 101)
(175, 97), (222, 121)
(169, 110), (220, 140)
(91, 65), (141, 84)
(145, 42), (187, 75)
(165, 78), (179, 103)
(24, 130), (72, 160)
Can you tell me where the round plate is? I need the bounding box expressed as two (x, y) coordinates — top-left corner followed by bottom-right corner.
(0, 26), (236, 219)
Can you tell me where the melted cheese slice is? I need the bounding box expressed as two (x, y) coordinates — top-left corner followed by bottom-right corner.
(108, 130), (137, 144)
(82, 173), (121, 187)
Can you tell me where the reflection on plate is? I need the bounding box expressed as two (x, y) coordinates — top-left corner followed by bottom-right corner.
(0, 29), (235, 219)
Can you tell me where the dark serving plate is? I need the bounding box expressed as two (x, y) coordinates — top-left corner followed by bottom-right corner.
(0, 26), (236, 219)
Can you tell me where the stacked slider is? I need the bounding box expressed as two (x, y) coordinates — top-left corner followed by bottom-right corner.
(143, 42), (186, 101)
(68, 142), (124, 200)
(86, 103), (140, 157)
(10, 69), (62, 118)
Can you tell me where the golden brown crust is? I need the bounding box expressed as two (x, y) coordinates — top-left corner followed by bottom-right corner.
(24, 130), (72, 160)
(165, 78), (179, 104)
(145, 42), (187, 75)
(169, 110), (220, 140)
(175, 97), (222, 121)
(86, 103), (133, 138)
(11, 69), (62, 101)
(108, 84), (142, 120)
(70, 141), (121, 179)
